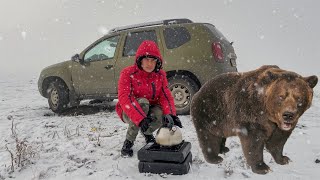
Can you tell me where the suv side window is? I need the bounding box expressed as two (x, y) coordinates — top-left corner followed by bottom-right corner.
(123, 31), (157, 57)
(164, 27), (191, 49)
(84, 35), (120, 62)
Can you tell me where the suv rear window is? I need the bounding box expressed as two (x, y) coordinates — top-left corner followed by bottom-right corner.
(123, 30), (157, 56)
(203, 24), (230, 43)
(163, 27), (191, 49)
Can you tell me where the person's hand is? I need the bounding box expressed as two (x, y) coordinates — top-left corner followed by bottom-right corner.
(163, 115), (183, 129)
(170, 115), (183, 128)
(163, 115), (174, 129)
(139, 117), (153, 133)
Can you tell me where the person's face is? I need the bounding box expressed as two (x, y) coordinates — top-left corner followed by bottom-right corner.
(141, 57), (157, 73)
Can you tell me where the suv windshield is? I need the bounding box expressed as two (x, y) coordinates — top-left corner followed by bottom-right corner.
(84, 36), (120, 62)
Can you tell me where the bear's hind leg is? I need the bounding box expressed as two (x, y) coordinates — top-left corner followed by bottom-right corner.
(197, 130), (224, 164)
(219, 137), (230, 154)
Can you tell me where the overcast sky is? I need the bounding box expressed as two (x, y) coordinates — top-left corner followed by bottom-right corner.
(0, 0), (319, 77)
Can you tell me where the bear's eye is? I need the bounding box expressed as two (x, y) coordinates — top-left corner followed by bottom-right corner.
(279, 95), (285, 100)
(297, 97), (303, 107)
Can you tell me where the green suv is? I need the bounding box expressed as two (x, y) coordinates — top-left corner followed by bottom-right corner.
(38, 18), (237, 115)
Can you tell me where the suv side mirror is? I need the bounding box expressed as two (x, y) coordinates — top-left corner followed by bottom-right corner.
(71, 54), (84, 64)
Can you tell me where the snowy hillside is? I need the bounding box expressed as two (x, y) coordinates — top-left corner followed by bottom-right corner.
(0, 75), (319, 180)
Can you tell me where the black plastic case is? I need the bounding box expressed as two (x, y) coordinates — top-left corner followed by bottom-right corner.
(137, 141), (192, 175)
(138, 152), (192, 175)
(138, 141), (191, 163)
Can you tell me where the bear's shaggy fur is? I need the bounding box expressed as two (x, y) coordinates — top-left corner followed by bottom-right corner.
(191, 65), (318, 174)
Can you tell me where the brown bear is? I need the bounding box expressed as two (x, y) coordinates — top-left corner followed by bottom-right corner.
(191, 65), (318, 174)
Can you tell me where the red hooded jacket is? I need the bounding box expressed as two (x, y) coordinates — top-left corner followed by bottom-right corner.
(116, 40), (176, 126)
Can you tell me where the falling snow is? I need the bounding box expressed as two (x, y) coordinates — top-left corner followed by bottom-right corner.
(256, 86), (264, 95)
(259, 35), (265, 40)
(98, 26), (109, 35)
(293, 13), (300, 19)
(232, 127), (248, 136)
(21, 31), (27, 39)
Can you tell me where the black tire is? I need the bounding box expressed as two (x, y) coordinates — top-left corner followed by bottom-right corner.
(48, 80), (69, 113)
(168, 75), (199, 115)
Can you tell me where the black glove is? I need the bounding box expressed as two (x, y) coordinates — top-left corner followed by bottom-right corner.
(163, 114), (174, 129)
(170, 115), (183, 128)
(163, 114), (183, 129)
(139, 117), (153, 133)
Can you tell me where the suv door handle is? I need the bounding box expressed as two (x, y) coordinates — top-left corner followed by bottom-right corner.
(104, 65), (114, 70)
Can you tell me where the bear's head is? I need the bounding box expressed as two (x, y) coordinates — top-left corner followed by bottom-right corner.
(260, 68), (318, 131)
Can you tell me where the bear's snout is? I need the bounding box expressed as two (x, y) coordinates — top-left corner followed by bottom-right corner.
(280, 111), (297, 131)
(282, 111), (295, 122)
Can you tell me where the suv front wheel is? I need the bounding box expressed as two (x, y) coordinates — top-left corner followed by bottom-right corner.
(168, 75), (199, 115)
(48, 80), (69, 113)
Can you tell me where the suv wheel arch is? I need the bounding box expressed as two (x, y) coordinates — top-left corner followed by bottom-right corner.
(166, 71), (201, 115)
(43, 77), (71, 113)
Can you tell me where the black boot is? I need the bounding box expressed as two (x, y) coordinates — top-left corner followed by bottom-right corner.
(121, 139), (134, 157)
(143, 134), (155, 144)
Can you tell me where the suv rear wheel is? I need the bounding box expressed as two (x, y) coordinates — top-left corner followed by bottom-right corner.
(48, 80), (69, 113)
(168, 75), (199, 115)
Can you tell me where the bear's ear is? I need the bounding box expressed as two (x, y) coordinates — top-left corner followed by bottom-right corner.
(260, 71), (279, 85)
(264, 65), (280, 69)
(259, 65), (280, 71)
(304, 75), (318, 88)
(266, 71), (278, 81)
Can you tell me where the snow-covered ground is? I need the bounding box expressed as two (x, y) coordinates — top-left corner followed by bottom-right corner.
(0, 74), (319, 180)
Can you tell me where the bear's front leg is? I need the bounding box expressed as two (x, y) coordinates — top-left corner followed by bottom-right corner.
(266, 128), (292, 165)
(195, 128), (225, 164)
(238, 132), (270, 174)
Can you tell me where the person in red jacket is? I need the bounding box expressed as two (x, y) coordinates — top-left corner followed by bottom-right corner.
(116, 40), (182, 157)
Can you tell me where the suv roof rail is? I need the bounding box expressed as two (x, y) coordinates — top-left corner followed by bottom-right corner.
(109, 18), (193, 33)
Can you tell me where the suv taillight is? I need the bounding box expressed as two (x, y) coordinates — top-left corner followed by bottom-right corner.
(212, 42), (224, 62)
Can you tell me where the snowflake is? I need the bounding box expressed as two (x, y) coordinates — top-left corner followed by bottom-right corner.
(21, 31), (27, 40)
(98, 26), (109, 35)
